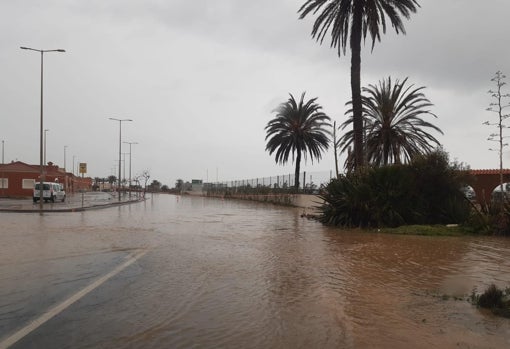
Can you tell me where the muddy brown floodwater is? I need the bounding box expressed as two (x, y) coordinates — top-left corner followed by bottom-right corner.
(1, 194), (510, 348)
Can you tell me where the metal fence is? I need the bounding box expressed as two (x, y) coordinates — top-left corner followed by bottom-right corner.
(204, 170), (336, 194)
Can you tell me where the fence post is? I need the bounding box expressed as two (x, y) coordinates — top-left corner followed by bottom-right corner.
(303, 171), (306, 191)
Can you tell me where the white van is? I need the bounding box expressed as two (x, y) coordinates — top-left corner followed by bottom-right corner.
(33, 182), (66, 203)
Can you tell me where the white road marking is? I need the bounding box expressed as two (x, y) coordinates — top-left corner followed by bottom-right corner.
(0, 249), (148, 349)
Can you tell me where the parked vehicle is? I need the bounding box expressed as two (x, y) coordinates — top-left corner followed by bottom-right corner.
(33, 182), (66, 203)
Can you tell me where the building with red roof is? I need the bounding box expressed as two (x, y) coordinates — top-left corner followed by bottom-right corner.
(0, 161), (91, 198)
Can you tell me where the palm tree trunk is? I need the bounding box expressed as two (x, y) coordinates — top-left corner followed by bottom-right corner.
(295, 150), (301, 190)
(333, 121), (339, 178)
(351, 3), (364, 170)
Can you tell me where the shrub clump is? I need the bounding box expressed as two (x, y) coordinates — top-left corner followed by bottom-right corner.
(470, 284), (510, 318)
(319, 150), (471, 228)
(478, 284), (504, 308)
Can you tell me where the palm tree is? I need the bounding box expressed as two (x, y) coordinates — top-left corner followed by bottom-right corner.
(265, 92), (331, 189)
(299, 0), (419, 170)
(338, 77), (443, 167)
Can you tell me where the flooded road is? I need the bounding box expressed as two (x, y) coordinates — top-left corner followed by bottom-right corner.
(1, 194), (510, 348)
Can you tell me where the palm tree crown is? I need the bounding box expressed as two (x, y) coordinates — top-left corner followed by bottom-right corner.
(339, 77), (443, 167)
(299, 0), (420, 170)
(265, 93), (331, 189)
(299, 0), (419, 56)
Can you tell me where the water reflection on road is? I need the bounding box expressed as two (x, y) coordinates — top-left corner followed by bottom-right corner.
(1, 194), (510, 348)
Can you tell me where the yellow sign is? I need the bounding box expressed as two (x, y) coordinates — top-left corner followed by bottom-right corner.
(79, 163), (87, 174)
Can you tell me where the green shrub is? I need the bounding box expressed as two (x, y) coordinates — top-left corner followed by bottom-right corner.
(470, 284), (510, 318)
(477, 284), (504, 309)
(319, 150), (471, 228)
(465, 199), (510, 236)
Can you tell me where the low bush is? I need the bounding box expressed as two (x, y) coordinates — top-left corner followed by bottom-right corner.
(470, 284), (510, 318)
(464, 199), (510, 236)
(477, 284), (504, 309)
(319, 150), (471, 228)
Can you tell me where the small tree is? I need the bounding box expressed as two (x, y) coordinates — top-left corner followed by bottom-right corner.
(93, 177), (101, 191)
(149, 180), (161, 192)
(140, 170), (151, 197)
(484, 71), (510, 193)
(108, 175), (117, 191)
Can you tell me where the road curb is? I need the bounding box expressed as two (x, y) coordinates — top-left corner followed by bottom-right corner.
(0, 198), (146, 213)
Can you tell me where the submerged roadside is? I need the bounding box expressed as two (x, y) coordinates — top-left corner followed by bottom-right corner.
(0, 192), (145, 212)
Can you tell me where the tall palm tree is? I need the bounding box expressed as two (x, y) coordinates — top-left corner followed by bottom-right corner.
(338, 77), (443, 167)
(299, 0), (419, 170)
(265, 92), (331, 189)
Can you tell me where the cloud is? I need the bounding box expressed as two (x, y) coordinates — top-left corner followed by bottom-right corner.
(2, 0), (510, 186)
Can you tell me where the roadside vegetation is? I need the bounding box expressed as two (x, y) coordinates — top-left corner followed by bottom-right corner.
(299, 0), (419, 171)
(265, 92), (331, 190)
(376, 224), (466, 237)
(423, 284), (510, 319)
(319, 150), (472, 228)
(317, 148), (510, 236)
(469, 284), (510, 318)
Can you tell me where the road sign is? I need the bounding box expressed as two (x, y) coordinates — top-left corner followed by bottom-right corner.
(79, 163), (87, 174)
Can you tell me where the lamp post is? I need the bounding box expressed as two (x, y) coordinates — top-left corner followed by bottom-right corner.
(109, 118), (132, 201)
(63, 145), (67, 171)
(122, 152), (129, 188)
(1, 140), (4, 164)
(62, 145), (67, 195)
(20, 46), (65, 211)
(123, 141), (138, 199)
(44, 129), (49, 166)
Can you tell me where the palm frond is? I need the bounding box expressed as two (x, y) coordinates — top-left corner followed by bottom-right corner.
(339, 76), (442, 167)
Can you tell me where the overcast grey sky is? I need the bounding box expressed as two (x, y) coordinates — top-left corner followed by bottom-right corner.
(1, 0), (509, 187)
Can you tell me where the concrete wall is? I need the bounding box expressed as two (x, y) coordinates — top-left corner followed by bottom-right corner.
(204, 192), (323, 212)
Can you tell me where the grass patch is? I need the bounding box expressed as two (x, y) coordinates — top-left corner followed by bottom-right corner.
(376, 224), (468, 236)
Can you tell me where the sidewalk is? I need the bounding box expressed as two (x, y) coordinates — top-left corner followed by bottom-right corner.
(0, 192), (145, 212)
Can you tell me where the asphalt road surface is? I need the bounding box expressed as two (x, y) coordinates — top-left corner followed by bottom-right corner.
(1, 194), (510, 349)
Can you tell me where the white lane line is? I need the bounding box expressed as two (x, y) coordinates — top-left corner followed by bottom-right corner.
(0, 249), (148, 349)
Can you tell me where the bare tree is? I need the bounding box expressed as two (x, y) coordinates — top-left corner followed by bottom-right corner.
(140, 170), (151, 197)
(484, 71), (510, 193)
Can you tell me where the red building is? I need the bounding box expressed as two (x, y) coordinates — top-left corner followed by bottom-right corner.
(0, 161), (92, 198)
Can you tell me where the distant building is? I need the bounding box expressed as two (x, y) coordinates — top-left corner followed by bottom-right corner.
(0, 161), (92, 198)
(191, 179), (203, 192)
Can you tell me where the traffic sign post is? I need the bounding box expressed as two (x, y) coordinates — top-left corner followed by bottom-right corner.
(79, 163), (87, 207)
(79, 163), (87, 174)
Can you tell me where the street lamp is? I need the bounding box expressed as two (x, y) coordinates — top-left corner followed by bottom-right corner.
(123, 141), (138, 199)
(63, 145), (67, 172)
(44, 129), (49, 165)
(122, 152), (129, 187)
(109, 118), (132, 201)
(20, 46), (65, 211)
